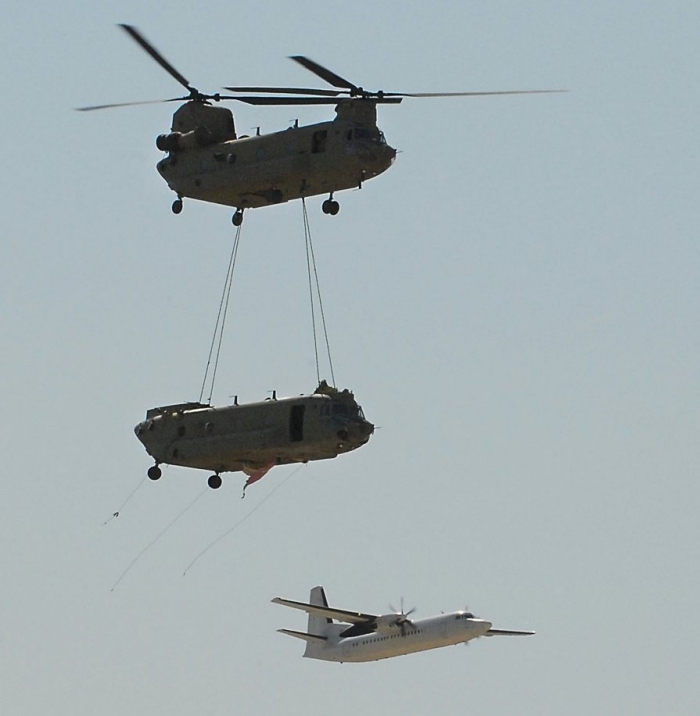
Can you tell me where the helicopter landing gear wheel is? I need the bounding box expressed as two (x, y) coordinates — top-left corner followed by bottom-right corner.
(232, 210), (244, 226)
(147, 465), (162, 481)
(172, 198), (183, 215)
(208, 474), (222, 490)
(322, 198), (339, 215)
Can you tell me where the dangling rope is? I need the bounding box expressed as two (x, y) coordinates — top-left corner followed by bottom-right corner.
(199, 223), (244, 404)
(302, 199), (336, 386)
(182, 464), (303, 576)
(110, 487), (208, 591)
(102, 475), (148, 524)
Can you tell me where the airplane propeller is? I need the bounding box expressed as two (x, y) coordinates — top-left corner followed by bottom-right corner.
(389, 598), (416, 635)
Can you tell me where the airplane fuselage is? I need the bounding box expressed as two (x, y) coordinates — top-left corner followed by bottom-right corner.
(316, 613), (492, 663)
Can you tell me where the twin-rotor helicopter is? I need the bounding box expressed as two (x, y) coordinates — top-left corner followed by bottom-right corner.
(79, 24), (562, 225)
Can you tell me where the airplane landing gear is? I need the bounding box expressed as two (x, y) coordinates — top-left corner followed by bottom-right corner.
(172, 198), (183, 214)
(147, 464), (162, 480)
(208, 474), (222, 489)
(322, 196), (340, 215)
(232, 209), (244, 226)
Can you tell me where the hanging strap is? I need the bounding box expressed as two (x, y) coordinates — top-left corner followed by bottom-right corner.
(302, 199), (336, 387)
(199, 222), (244, 403)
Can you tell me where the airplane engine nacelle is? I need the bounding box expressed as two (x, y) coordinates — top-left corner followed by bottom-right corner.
(375, 614), (401, 633)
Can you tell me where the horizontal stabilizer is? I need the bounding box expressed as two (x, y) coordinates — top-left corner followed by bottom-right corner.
(277, 628), (327, 643)
(485, 628), (535, 636)
(272, 596), (376, 625)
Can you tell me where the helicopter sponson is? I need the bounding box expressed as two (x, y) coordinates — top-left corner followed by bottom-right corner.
(134, 385), (374, 488)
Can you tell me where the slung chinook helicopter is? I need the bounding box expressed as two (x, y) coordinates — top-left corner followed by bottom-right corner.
(134, 382), (374, 492)
(78, 24), (563, 225)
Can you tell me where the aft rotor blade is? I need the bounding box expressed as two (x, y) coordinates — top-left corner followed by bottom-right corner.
(224, 85), (342, 97)
(75, 97), (184, 111)
(119, 24), (193, 93)
(290, 55), (359, 93)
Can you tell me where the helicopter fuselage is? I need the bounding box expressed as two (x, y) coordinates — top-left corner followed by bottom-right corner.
(135, 389), (374, 477)
(155, 101), (396, 210)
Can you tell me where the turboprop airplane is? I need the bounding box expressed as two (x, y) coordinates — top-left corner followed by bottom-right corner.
(272, 586), (534, 663)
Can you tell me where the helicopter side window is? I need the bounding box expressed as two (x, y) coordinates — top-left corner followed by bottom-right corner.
(346, 129), (353, 141)
(312, 130), (327, 154)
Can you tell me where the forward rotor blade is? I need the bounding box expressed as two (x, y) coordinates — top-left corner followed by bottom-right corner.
(232, 96), (342, 106)
(290, 56), (359, 93)
(394, 89), (566, 98)
(76, 97), (184, 111)
(119, 24), (193, 93)
(224, 85), (342, 97)
(231, 96), (402, 106)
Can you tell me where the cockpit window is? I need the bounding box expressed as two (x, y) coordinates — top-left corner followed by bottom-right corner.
(354, 127), (376, 141)
(332, 403), (349, 416)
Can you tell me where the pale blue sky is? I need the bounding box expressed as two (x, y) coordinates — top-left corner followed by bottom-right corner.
(1, 2), (698, 714)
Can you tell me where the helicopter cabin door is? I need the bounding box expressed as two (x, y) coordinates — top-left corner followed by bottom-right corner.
(289, 405), (305, 442)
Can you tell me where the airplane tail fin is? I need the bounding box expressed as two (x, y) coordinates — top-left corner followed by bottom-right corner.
(303, 586), (331, 657)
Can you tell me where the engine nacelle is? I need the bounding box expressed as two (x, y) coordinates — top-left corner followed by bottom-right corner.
(156, 126), (215, 153)
(156, 132), (182, 152)
(374, 614), (401, 633)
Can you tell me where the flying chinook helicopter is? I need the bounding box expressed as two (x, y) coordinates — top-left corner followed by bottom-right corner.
(78, 24), (562, 225)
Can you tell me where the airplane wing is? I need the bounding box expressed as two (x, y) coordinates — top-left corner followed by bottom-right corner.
(485, 628), (536, 636)
(271, 596), (377, 625)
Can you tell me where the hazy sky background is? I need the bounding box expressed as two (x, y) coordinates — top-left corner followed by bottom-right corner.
(2, 2), (698, 714)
